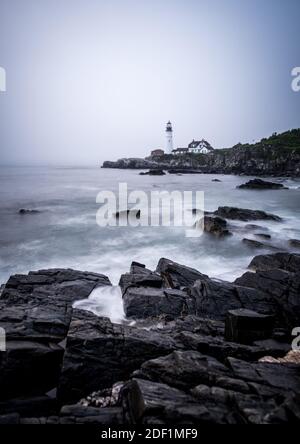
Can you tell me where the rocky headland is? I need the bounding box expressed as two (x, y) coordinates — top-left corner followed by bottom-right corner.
(0, 248), (300, 424)
(102, 129), (300, 177)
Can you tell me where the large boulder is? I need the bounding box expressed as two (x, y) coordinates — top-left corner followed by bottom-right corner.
(1, 268), (111, 306)
(0, 269), (111, 401)
(214, 207), (282, 222)
(189, 277), (277, 321)
(133, 350), (229, 390)
(57, 310), (178, 403)
(238, 179), (288, 190)
(199, 216), (232, 238)
(225, 309), (275, 345)
(0, 340), (63, 400)
(123, 287), (195, 320)
(156, 258), (208, 288)
(235, 269), (300, 328)
(248, 252), (300, 273)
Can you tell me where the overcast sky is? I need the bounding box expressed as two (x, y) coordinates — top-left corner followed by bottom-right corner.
(0, 0), (299, 165)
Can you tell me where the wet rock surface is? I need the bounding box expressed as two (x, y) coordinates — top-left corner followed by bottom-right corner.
(213, 206), (282, 222)
(0, 254), (299, 424)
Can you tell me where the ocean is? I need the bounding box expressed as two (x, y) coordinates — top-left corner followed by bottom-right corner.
(0, 166), (299, 290)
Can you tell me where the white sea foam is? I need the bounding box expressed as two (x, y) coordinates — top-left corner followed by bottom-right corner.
(73, 285), (126, 324)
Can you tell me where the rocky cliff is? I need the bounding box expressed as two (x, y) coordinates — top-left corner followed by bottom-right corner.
(102, 129), (300, 176)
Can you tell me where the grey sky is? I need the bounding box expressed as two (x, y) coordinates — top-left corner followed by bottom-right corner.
(0, 0), (299, 165)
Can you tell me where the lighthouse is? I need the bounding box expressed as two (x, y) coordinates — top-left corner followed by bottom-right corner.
(165, 121), (173, 154)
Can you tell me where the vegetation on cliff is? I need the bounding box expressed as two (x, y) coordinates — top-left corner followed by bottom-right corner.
(102, 129), (300, 176)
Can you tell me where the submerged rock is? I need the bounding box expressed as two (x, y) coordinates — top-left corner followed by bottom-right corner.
(139, 169), (165, 176)
(238, 179), (288, 190)
(19, 209), (40, 215)
(214, 206), (282, 222)
(242, 238), (280, 250)
(198, 216), (232, 238)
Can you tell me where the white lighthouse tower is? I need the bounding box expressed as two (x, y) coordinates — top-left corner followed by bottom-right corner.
(165, 121), (173, 154)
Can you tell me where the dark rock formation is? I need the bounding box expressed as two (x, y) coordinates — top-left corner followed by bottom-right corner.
(139, 169), (165, 176)
(225, 309), (275, 345)
(0, 269), (111, 400)
(214, 206), (282, 222)
(199, 216), (232, 238)
(156, 258), (208, 288)
(114, 209), (141, 220)
(19, 209), (41, 215)
(57, 310), (178, 403)
(0, 254), (300, 424)
(248, 252), (300, 272)
(242, 238), (279, 250)
(255, 233), (272, 240)
(238, 179), (288, 190)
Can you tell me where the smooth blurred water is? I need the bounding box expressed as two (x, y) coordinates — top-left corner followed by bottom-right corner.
(0, 166), (299, 285)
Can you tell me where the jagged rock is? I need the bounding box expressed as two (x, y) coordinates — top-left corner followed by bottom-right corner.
(1, 268), (111, 306)
(235, 269), (300, 328)
(122, 378), (202, 424)
(57, 310), (178, 403)
(123, 287), (195, 320)
(119, 265), (163, 296)
(214, 207), (282, 222)
(228, 358), (300, 392)
(156, 258), (208, 288)
(0, 269), (111, 342)
(0, 269), (111, 401)
(189, 277), (277, 321)
(248, 252), (300, 272)
(225, 309), (275, 345)
(198, 216), (232, 238)
(133, 351), (230, 390)
(238, 179), (288, 190)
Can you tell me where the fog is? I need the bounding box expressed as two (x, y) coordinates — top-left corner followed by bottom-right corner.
(0, 0), (299, 165)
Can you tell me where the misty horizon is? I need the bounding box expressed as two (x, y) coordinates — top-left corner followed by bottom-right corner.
(0, 0), (300, 166)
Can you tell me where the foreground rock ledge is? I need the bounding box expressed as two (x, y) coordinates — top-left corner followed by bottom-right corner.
(0, 254), (299, 424)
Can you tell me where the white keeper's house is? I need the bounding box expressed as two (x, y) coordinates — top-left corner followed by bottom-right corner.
(172, 139), (214, 155)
